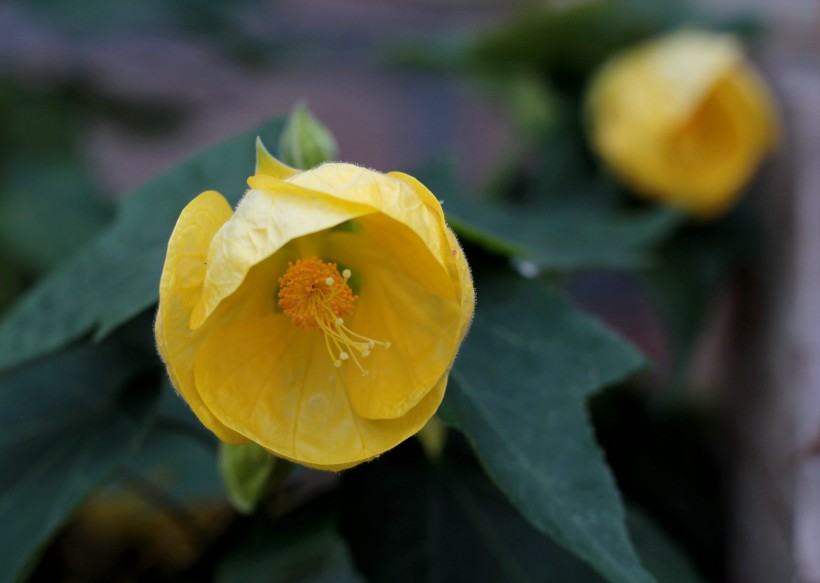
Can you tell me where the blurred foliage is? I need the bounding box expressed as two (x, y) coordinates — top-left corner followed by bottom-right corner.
(0, 73), (185, 317)
(592, 386), (729, 582)
(0, 343), (160, 581)
(218, 516), (364, 583)
(14, 0), (282, 65)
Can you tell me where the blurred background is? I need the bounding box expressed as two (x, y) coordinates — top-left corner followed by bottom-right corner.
(0, 0), (516, 315)
(1, 1), (819, 582)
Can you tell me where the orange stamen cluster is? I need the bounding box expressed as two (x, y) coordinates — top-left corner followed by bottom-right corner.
(277, 257), (389, 374)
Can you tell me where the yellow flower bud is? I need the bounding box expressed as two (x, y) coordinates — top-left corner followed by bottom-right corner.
(587, 30), (779, 218)
(155, 143), (475, 471)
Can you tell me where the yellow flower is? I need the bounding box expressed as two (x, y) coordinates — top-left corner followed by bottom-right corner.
(587, 30), (778, 218)
(155, 141), (474, 471)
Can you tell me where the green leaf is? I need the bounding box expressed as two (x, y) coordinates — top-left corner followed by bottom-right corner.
(218, 520), (364, 583)
(439, 268), (654, 583)
(0, 255), (27, 316)
(0, 117), (284, 373)
(341, 441), (704, 583)
(628, 509), (705, 583)
(415, 161), (682, 271)
(340, 443), (607, 583)
(0, 156), (111, 272)
(447, 200), (681, 271)
(219, 442), (281, 515)
(591, 386), (726, 579)
(0, 344), (160, 583)
(121, 381), (223, 502)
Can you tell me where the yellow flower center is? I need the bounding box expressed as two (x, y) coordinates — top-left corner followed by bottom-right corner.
(277, 257), (389, 375)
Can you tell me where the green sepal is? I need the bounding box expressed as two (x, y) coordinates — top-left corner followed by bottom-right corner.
(219, 442), (289, 514)
(278, 102), (338, 170)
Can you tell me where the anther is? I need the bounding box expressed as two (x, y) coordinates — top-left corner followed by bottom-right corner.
(277, 257), (390, 373)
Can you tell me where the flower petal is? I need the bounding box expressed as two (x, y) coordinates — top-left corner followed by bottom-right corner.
(255, 137), (300, 179)
(190, 182), (374, 329)
(156, 190), (245, 443)
(657, 70), (772, 215)
(590, 30), (743, 136)
(342, 262), (462, 419)
(279, 164), (452, 272)
(194, 313), (449, 468)
(387, 172), (475, 339)
(444, 226), (476, 344)
(314, 215), (462, 420)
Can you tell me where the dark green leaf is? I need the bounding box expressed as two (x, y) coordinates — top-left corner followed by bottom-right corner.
(628, 509), (705, 583)
(591, 387), (727, 580)
(0, 255), (27, 316)
(448, 200), (681, 271)
(218, 520), (364, 583)
(0, 157), (111, 272)
(341, 442), (606, 583)
(0, 118), (284, 373)
(416, 161), (683, 271)
(122, 382), (223, 502)
(439, 268), (654, 583)
(342, 440), (704, 583)
(0, 344), (160, 583)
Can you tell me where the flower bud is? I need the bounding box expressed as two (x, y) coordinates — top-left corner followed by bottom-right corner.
(219, 442), (284, 514)
(278, 102), (339, 170)
(587, 30), (779, 218)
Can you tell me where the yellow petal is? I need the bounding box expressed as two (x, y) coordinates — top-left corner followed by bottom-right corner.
(590, 30), (742, 135)
(388, 171), (475, 341)
(445, 227), (476, 344)
(190, 182), (374, 329)
(314, 215), (462, 419)
(279, 164), (452, 272)
(194, 314), (449, 469)
(341, 262), (460, 419)
(155, 190), (246, 443)
(659, 70), (771, 216)
(723, 64), (779, 153)
(386, 171), (447, 225)
(255, 137), (300, 179)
